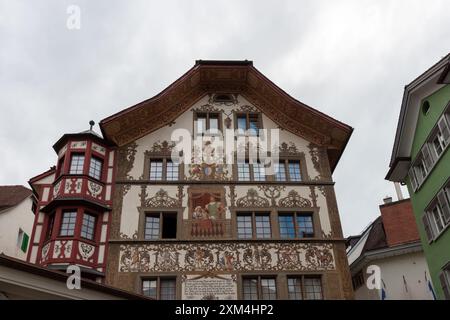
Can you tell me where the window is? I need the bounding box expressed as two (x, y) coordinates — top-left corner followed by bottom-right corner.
(149, 159), (179, 181)
(60, 211), (77, 236)
(144, 212), (177, 240)
(166, 160), (179, 181)
(288, 161), (302, 181)
(45, 213), (55, 240)
(80, 213), (96, 240)
(142, 278), (176, 300)
(237, 212), (271, 239)
(242, 276), (277, 300)
(56, 156), (65, 177)
(287, 276), (323, 300)
(252, 162), (266, 181)
(409, 111), (450, 192)
(279, 213), (315, 239)
(275, 161), (287, 181)
(237, 161), (251, 181)
(194, 112), (221, 135)
(422, 187), (450, 241)
(275, 160), (302, 182)
(89, 157), (103, 180)
(237, 160), (266, 181)
(69, 154), (85, 175)
(352, 271), (365, 290)
(150, 160), (163, 180)
(304, 277), (323, 300)
(439, 264), (450, 300)
(236, 113), (261, 135)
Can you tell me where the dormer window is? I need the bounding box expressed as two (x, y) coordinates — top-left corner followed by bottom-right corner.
(89, 157), (103, 180)
(69, 154), (85, 175)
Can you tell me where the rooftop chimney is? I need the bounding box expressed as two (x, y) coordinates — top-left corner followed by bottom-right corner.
(394, 182), (404, 201)
(383, 196), (393, 204)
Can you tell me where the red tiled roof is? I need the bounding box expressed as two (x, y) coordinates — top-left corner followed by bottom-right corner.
(0, 185), (32, 212)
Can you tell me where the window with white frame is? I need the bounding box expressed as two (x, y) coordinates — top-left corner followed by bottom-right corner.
(422, 186), (450, 241)
(409, 108), (450, 192)
(439, 264), (450, 300)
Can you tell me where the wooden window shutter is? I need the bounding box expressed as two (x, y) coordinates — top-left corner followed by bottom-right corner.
(422, 213), (434, 241)
(437, 190), (450, 224)
(438, 115), (450, 145)
(439, 272), (450, 300)
(408, 167), (418, 191)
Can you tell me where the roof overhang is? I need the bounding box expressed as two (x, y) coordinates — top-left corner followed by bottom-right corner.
(100, 60), (353, 172)
(387, 53), (450, 182)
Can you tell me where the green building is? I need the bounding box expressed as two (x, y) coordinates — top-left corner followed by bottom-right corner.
(387, 53), (450, 300)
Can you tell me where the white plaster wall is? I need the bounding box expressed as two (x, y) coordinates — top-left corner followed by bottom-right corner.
(354, 251), (434, 300)
(0, 197), (35, 260)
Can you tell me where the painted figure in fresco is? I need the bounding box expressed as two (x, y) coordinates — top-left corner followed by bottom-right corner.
(205, 195), (225, 220)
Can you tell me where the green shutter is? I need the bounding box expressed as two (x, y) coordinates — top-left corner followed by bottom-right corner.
(21, 232), (29, 253)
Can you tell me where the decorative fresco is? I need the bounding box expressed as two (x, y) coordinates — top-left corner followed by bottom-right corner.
(118, 242), (335, 273)
(188, 188), (229, 238)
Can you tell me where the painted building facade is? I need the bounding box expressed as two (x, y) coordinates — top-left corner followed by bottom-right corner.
(387, 53), (450, 299)
(27, 60), (354, 299)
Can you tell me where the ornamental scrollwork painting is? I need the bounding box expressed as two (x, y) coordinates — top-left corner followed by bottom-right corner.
(192, 104), (223, 113)
(308, 142), (331, 181)
(118, 242), (335, 273)
(117, 142), (137, 180)
(145, 140), (176, 156)
(140, 187), (181, 208)
(278, 190), (313, 208)
(236, 189), (270, 208)
(257, 185), (285, 206)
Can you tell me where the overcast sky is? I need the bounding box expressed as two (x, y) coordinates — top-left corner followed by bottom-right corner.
(1, 0), (449, 236)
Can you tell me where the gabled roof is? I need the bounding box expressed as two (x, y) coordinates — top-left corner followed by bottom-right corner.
(0, 185), (32, 212)
(386, 53), (450, 181)
(100, 60), (353, 172)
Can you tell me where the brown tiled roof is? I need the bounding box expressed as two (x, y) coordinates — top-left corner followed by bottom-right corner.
(0, 185), (32, 212)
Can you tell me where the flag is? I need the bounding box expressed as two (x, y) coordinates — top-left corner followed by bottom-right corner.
(381, 279), (387, 300)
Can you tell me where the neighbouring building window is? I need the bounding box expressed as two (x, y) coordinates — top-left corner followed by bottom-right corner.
(439, 264), (450, 300)
(144, 212), (177, 240)
(149, 159), (179, 181)
(242, 276), (277, 300)
(60, 211), (77, 236)
(194, 112), (220, 135)
(236, 212), (271, 239)
(287, 276), (323, 300)
(142, 278), (176, 300)
(279, 213), (314, 239)
(89, 157), (103, 180)
(236, 113), (261, 135)
(423, 187), (450, 241)
(409, 110), (450, 192)
(80, 212), (96, 240)
(69, 154), (85, 175)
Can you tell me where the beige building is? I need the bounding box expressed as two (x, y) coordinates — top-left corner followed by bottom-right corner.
(0, 186), (35, 260)
(347, 198), (435, 300)
(27, 60), (354, 300)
